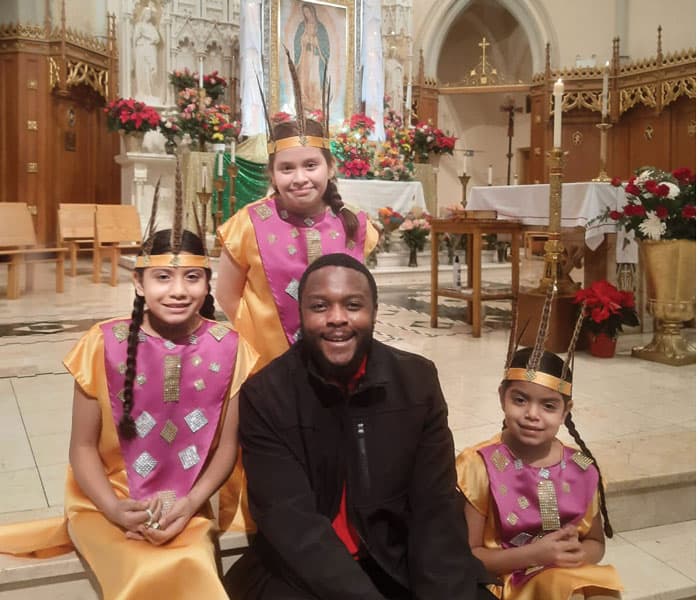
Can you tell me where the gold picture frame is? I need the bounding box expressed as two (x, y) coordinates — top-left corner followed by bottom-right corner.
(270, 0), (356, 128)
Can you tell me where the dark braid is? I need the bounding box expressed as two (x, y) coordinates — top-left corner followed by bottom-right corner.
(564, 412), (614, 538)
(323, 178), (358, 243)
(119, 294), (145, 439)
(200, 281), (216, 320)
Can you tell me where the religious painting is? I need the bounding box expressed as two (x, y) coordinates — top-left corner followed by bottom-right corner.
(270, 0), (356, 128)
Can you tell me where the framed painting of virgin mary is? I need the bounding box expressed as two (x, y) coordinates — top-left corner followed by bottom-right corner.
(269, 0), (357, 128)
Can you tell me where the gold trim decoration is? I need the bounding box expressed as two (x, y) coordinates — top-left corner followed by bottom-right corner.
(537, 479), (561, 531)
(305, 229), (322, 264)
(661, 77), (696, 108)
(267, 135), (330, 155)
(208, 324), (230, 341)
(112, 323), (129, 342)
(26, 162), (38, 173)
(48, 57), (60, 88)
(65, 59), (108, 98)
(27, 80), (38, 89)
(163, 355), (182, 403)
(27, 120), (38, 131)
(491, 449), (509, 472)
(571, 451), (594, 470)
(504, 368), (572, 396)
(160, 420), (178, 444)
(134, 254), (210, 268)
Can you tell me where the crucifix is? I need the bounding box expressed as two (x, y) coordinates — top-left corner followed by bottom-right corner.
(499, 97), (523, 185)
(478, 37), (490, 75)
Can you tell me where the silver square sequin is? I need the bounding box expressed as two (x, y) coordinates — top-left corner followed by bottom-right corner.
(136, 373), (147, 386)
(290, 228), (300, 238)
(287, 245), (297, 255)
(189, 335), (198, 345)
(112, 323), (128, 342)
(164, 340), (176, 350)
(178, 445), (200, 470)
(184, 408), (208, 433)
(285, 278), (300, 301)
(117, 362), (127, 375)
(135, 411), (156, 438)
(137, 331), (147, 343)
(514, 458), (524, 470)
(303, 217), (315, 227)
(192, 355), (203, 367)
(194, 378), (206, 391)
(133, 451), (157, 477)
(539, 467), (550, 479)
(209, 362), (221, 373)
(329, 230), (340, 239)
(268, 233), (277, 244)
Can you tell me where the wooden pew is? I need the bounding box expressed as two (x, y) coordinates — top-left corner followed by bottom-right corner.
(93, 205), (142, 286)
(0, 203), (67, 299)
(58, 203), (96, 276)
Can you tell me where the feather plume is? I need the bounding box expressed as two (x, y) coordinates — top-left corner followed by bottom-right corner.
(561, 306), (586, 382)
(171, 157), (184, 253)
(141, 176), (161, 256)
(191, 196), (206, 249)
(284, 45), (305, 139)
(527, 283), (555, 372)
(504, 293), (520, 370)
(255, 69), (273, 141)
(321, 60), (330, 135)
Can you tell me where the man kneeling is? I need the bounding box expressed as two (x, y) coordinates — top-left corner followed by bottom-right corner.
(225, 254), (493, 599)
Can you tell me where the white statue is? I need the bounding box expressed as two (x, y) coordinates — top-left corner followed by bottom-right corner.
(133, 5), (161, 101)
(384, 47), (404, 117)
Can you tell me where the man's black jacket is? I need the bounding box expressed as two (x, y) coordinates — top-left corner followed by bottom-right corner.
(238, 339), (490, 599)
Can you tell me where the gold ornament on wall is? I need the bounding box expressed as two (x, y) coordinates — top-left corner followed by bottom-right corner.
(27, 120), (38, 131)
(688, 119), (695, 137)
(644, 125), (654, 140)
(572, 131), (583, 145)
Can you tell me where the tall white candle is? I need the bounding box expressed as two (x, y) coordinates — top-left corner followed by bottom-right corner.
(488, 164), (493, 185)
(201, 165), (207, 190)
(405, 60), (412, 111)
(462, 152), (468, 175)
(513, 173), (519, 186)
(230, 140), (236, 164)
(218, 153), (223, 177)
(601, 61), (609, 119)
(199, 57), (204, 88)
(553, 78), (564, 148)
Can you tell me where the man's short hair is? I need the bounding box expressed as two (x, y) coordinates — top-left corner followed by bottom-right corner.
(298, 253), (378, 308)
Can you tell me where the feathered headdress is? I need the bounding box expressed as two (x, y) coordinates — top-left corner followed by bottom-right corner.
(134, 156), (210, 269)
(260, 46), (331, 155)
(503, 284), (586, 397)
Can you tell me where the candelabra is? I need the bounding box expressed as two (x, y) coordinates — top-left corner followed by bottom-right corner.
(592, 121), (613, 182)
(211, 176), (226, 257)
(227, 162), (239, 216)
(458, 174), (471, 209)
(536, 148), (578, 295)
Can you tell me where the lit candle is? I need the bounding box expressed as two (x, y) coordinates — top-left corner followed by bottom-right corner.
(405, 60), (412, 111)
(488, 164), (493, 186)
(601, 61), (609, 120)
(230, 140), (236, 164)
(553, 78), (564, 148)
(513, 173), (519, 186)
(218, 152), (223, 177)
(201, 164), (208, 190)
(199, 57), (204, 88)
(462, 152), (468, 175)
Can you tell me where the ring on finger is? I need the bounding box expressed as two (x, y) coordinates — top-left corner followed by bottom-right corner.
(145, 508), (154, 522)
(150, 521), (160, 530)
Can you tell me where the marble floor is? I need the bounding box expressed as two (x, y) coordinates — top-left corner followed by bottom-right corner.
(0, 257), (695, 596)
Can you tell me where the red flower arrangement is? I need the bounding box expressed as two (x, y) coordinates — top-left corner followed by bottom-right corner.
(411, 120), (457, 163)
(331, 113), (375, 179)
(104, 97), (161, 133)
(574, 280), (639, 339)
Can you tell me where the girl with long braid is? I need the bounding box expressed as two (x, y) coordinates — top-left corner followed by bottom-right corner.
(61, 222), (258, 598)
(215, 56), (377, 368)
(455, 293), (622, 600)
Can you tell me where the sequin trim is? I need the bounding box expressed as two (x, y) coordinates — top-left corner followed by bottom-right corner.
(163, 355), (182, 402)
(133, 451), (157, 477)
(305, 229), (322, 264)
(178, 445), (200, 470)
(491, 449), (509, 472)
(571, 451), (594, 471)
(255, 204), (273, 220)
(112, 323), (128, 342)
(135, 411), (156, 438)
(208, 323), (230, 341)
(537, 479), (561, 531)
(285, 278), (300, 301)
(160, 419), (178, 443)
(184, 408), (208, 432)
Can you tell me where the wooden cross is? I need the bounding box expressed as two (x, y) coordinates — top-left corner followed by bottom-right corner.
(478, 37), (490, 75)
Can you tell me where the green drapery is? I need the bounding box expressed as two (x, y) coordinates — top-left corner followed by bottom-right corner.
(211, 154), (270, 221)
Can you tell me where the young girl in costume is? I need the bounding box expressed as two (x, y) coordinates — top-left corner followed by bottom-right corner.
(456, 305), (623, 600)
(215, 54), (378, 368)
(61, 185), (258, 598)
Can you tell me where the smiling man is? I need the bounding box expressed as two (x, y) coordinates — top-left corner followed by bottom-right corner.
(225, 254), (494, 600)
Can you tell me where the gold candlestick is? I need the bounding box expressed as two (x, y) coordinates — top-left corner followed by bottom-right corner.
(536, 148), (579, 295)
(592, 121), (613, 182)
(211, 177), (226, 257)
(196, 189), (213, 240)
(227, 162), (239, 216)
(458, 173), (471, 208)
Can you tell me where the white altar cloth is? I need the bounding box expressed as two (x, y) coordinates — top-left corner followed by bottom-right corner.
(468, 182), (637, 262)
(337, 179), (427, 217)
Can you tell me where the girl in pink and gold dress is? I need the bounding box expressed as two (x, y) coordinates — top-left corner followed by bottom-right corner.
(456, 348), (623, 600)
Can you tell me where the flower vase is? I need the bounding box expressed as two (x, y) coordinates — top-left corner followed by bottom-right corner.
(120, 131), (145, 153)
(632, 239), (696, 366)
(587, 332), (617, 358)
(408, 246), (418, 267)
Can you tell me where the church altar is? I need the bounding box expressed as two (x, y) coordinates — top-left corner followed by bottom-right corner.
(336, 179), (427, 217)
(468, 182), (637, 263)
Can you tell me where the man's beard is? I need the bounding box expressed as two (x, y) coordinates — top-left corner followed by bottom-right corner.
(302, 326), (374, 383)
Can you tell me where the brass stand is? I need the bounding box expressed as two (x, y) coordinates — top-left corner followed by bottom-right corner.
(196, 188), (213, 241)
(227, 162), (239, 216)
(211, 177), (225, 257)
(536, 148), (579, 295)
(458, 174), (471, 208)
(592, 122), (613, 182)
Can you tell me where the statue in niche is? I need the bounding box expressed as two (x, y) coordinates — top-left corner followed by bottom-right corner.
(133, 3), (162, 102)
(384, 46), (404, 117)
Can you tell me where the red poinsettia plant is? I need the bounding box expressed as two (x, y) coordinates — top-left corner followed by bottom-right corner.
(105, 97), (161, 133)
(411, 120), (457, 162)
(573, 280), (639, 339)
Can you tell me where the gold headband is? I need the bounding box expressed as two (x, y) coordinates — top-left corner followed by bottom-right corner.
(267, 135), (330, 155)
(503, 367), (572, 396)
(134, 254), (210, 268)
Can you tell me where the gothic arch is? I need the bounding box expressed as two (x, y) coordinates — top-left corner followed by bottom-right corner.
(415, 0), (559, 79)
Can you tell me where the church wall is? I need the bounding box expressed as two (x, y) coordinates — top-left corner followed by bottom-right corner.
(626, 0), (695, 58)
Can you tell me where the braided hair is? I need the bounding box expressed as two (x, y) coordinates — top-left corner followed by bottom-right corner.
(502, 347), (614, 538)
(269, 119), (359, 243)
(118, 229), (213, 439)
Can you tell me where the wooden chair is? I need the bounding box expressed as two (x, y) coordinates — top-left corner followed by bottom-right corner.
(0, 202), (67, 299)
(58, 203), (96, 276)
(93, 204), (142, 286)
